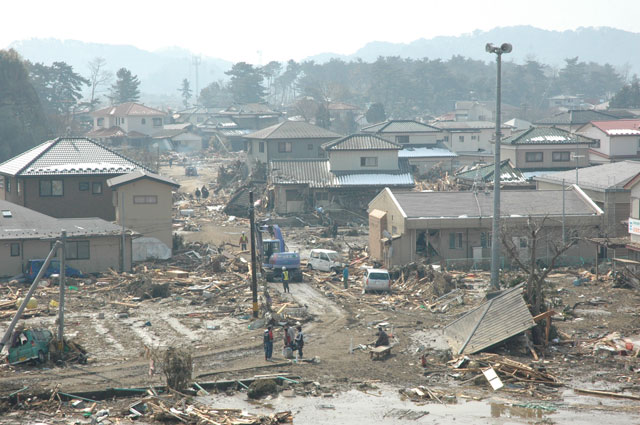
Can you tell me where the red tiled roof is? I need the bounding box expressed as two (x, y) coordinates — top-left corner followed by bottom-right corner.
(591, 119), (640, 135)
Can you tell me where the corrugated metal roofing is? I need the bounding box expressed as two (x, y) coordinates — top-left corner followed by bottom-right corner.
(398, 147), (457, 158)
(362, 120), (440, 133)
(501, 127), (595, 145)
(534, 160), (640, 191)
(444, 284), (535, 354)
(92, 102), (165, 117)
(0, 200), (130, 240)
(0, 138), (148, 176)
(245, 120), (342, 140)
(322, 134), (401, 151)
(391, 189), (601, 219)
(455, 160), (526, 183)
(269, 159), (414, 188)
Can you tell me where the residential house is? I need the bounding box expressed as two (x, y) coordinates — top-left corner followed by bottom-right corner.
(88, 102), (167, 140)
(431, 120), (513, 156)
(623, 174), (640, 262)
(152, 123), (205, 152)
(576, 119), (640, 164)
(197, 116), (251, 151)
(268, 134), (414, 214)
(453, 100), (520, 123)
(454, 160), (531, 190)
(0, 138), (150, 221)
(535, 161), (640, 238)
(398, 147), (458, 175)
(107, 170), (179, 260)
(534, 110), (634, 133)
(361, 120), (441, 146)
(547, 95), (584, 110)
(172, 106), (218, 125)
(218, 103), (281, 130)
(327, 102), (360, 122)
(0, 200), (133, 277)
(499, 127), (595, 171)
(245, 120), (341, 168)
(504, 118), (532, 132)
(368, 187), (603, 268)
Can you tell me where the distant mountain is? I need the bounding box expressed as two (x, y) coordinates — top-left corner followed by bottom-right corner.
(8, 39), (233, 105)
(307, 26), (640, 74)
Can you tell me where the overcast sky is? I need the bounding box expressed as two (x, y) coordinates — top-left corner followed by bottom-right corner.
(3, 0), (640, 63)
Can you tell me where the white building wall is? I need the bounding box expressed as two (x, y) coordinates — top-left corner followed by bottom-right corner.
(328, 150), (399, 171)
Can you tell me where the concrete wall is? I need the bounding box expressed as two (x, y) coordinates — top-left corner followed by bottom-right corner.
(328, 150), (399, 171)
(19, 175), (117, 221)
(502, 144), (590, 170)
(0, 235), (131, 277)
(113, 179), (174, 252)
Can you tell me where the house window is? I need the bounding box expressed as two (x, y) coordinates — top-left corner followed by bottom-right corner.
(480, 232), (492, 248)
(39, 179), (64, 197)
(307, 143), (313, 150)
(316, 192), (329, 201)
(141, 118), (146, 125)
(552, 151), (571, 162)
(395, 135), (409, 144)
(121, 118), (125, 124)
(152, 118), (163, 127)
(458, 135), (465, 143)
(133, 195), (158, 204)
(318, 146), (324, 158)
(259, 142), (265, 153)
(525, 152), (543, 162)
(92, 182), (103, 194)
(449, 232), (463, 249)
(79, 182), (89, 191)
(16, 181), (20, 194)
(278, 141), (292, 153)
(10, 243), (20, 257)
(5, 176), (10, 193)
(519, 237), (528, 248)
(360, 157), (378, 167)
(66, 240), (90, 260)
(471, 135), (478, 140)
(97, 117), (104, 127)
(443, 135), (449, 142)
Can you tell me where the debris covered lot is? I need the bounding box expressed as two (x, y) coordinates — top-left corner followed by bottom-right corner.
(1, 154), (640, 424)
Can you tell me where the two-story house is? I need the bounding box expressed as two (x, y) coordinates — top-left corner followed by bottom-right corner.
(534, 109), (633, 133)
(499, 127), (596, 171)
(218, 103), (282, 130)
(576, 119), (640, 164)
(244, 120), (342, 170)
(0, 137), (149, 221)
(88, 102), (167, 140)
(268, 134), (414, 214)
(430, 120), (513, 155)
(361, 120), (441, 146)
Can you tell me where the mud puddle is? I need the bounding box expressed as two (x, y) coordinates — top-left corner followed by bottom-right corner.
(200, 384), (640, 424)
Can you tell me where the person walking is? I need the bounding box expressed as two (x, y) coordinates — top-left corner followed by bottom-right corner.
(239, 232), (248, 251)
(201, 185), (209, 199)
(195, 187), (201, 200)
(342, 265), (349, 289)
(282, 267), (290, 293)
(294, 325), (304, 358)
(263, 325), (273, 361)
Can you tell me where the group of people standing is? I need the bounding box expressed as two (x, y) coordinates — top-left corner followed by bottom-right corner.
(194, 185), (209, 200)
(263, 324), (304, 361)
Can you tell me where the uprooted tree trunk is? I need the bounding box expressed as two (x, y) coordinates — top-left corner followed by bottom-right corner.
(157, 347), (193, 391)
(501, 216), (577, 343)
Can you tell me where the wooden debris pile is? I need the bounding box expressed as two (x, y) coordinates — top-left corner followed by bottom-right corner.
(399, 385), (456, 404)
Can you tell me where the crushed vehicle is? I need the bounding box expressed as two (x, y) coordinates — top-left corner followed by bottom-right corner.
(255, 221), (303, 282)
(25, 259), (84, 283)
(307, 249), (344, 273)
(8, 328), (53, 364)
(362, 268), (391, 294)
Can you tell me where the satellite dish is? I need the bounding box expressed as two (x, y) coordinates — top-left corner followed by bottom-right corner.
(501, 43), (513, 53)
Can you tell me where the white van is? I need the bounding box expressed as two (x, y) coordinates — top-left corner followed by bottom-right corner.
(362, 268), (391, 293)
(307, 249), (344, 272)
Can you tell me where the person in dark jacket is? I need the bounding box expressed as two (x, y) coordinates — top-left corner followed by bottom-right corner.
(375, 326), (389, 347)
(263, 325), (274, 361)
(294, 325), (304, 358)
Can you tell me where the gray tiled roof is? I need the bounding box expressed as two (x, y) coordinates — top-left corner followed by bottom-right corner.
(432, 121), (503, 130)
(0, 138), (149, 177)
(0, 200), (130, 240)
(501, 127), (596, 145)
(322, 134), (401, 151)
(245, 120), (342, 140)
(534, 110), (625, 125)
(106, 170), (180, 189)
(392, 189), (600, 219)
(361, 120), (440, 133)
(269, 159), (414, 188)
(534, 161), (640, 191)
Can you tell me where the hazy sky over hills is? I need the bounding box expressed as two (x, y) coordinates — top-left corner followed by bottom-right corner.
(4, 0), (640, 63)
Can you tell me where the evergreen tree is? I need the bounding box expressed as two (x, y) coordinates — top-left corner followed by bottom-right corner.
(110, 68), (141, 104)
(199, 81), (233, 107)
(179, 78), (192, 108)
(225, 62), (265, 103)
(610, 75), (640, 108)
(365, 103), (386, 124)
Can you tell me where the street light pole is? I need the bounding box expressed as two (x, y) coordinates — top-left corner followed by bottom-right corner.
(486, 42), (512, 290)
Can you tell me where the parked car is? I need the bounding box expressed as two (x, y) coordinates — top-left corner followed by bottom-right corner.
(8, 329), (53, 364)
(25, 259), (83, 283)
(307, 249), (344, 273)
(362, 268), (391, 294)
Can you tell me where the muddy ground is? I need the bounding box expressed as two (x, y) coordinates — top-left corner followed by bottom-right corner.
(1, 153), (639, 424)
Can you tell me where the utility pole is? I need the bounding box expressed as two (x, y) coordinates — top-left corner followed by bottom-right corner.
(58, 230), (66, 348)
(121, 191), (126, 272)
(193, 56), (201, 105)
(562, 179), (566, 243)
(249, 191), (259, 318)
(486, 42), (512, 290)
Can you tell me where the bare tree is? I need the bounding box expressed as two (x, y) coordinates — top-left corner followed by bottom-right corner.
(87, 57), (113, 107)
